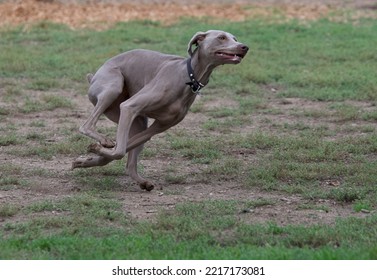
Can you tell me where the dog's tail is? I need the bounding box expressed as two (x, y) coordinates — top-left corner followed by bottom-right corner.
(86, 73), (94, 84)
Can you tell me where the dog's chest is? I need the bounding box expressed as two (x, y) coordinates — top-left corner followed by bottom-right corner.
(146, 88), (196, 124)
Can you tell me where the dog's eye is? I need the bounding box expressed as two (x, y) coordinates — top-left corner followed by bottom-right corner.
(218, 35), (227, 41)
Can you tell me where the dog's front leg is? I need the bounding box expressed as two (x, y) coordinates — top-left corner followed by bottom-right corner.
(89, 102), (137, 160)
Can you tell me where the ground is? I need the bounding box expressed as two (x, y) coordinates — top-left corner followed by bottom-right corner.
(1, 88), (374, 226)
(1, 0), (377, 29)
(0, 0), (376, 228)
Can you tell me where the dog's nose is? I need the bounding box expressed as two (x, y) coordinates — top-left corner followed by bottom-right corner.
(240, 44), (249, 52)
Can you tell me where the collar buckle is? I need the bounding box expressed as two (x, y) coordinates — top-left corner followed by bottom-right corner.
(186, 58), (205, 94)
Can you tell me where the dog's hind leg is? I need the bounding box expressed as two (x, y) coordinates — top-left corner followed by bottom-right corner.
(79, 70), (125, 148)
(72, 154), (113, 169)
(73, 70), (125, 169)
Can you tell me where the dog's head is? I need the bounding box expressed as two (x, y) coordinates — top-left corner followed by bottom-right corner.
(188, 30), (249, 65)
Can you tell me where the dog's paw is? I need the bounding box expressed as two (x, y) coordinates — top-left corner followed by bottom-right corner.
(139, 181), (155, 192)
(71, 160), (81, 170)
(71, 156), (93, 169)
(87, 143), (102, 154)
(101, 139), (115, 148)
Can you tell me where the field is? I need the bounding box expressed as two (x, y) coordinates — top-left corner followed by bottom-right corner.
(1, 0), (377, 259)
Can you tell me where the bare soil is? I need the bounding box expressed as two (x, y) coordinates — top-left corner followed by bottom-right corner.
(1, 0), (376, 227)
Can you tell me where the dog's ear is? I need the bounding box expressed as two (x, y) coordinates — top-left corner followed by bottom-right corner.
(187, 31), (208, 57)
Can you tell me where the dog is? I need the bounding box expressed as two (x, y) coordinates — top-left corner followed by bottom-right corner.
(72, 30), (249, 191)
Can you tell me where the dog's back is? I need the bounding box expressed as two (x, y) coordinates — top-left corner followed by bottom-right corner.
(90, 49), (184, 96)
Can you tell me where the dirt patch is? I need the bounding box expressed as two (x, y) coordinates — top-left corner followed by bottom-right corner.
(120, 181), (367, 226)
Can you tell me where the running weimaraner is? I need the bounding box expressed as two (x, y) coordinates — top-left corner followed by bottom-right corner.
(72, 30), (249, 191)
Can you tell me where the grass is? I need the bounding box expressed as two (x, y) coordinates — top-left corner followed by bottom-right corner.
(168, 134), (223, 164)
(242, 131), (377, 205)
(21, 94), (73, 113)
(0, 204), (21, 218)
(1, 199), (377, 259)
(1, 17), (377, 259)
(0, 20), (376, 100)
(0, 133), (23, 146)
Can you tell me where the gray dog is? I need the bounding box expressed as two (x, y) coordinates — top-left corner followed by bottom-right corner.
(72, 30), (249, 191)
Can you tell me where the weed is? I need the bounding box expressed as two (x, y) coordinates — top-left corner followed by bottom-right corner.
(0, 133), (23, 146)
(206, 157), (243, 179)
(26, 132), (46, 141)
(245, 198), (276, 209)
(168, 133), (222, 164)
(0, 177), (22, 186)
(353, 201), (372, 212)
(164, 166), (187, 184)
(21, 94), (73, 113)
(0, 204), (21, 218)
(0, 175), (29, 190)
(362, 109), (377, 121)
(2, 85), (23, 103)
(26, 200), (63, 213)
(328, 103), (360, 121)
(0, 106), (10, 116)
(30, 120), (46, 127)
(0, 163), (22, 174)
(8, 134), (92, 159)
(296, 203), (330, 213)
(329, 187), (364, 203)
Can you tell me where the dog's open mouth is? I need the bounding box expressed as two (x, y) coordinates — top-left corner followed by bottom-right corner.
(216, 51), (245, 62)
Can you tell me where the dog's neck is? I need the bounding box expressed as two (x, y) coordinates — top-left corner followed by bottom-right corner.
(186, 58), (205, 94)
(190, 49), (217, 86)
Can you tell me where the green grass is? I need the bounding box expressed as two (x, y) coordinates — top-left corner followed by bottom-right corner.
(0, 133), (23, 146)
(242, 131), (377, 204)
(1, 199), (377, 259)
(0, 204), (21, 218)
(0, 20), (376, 99)
(1, 17), (377, 260)
(21, 94), (73, 113)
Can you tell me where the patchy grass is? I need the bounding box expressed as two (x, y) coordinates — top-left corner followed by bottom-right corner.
(0, 133), (23, 146)
(0, 204), (21, 218)
(21, 94), (73, 113)
(1, 18), (377, 260)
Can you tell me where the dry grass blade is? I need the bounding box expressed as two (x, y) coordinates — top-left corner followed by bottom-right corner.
(0, 0), (376, 29)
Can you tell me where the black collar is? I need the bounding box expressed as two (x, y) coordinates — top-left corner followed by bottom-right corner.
(186, 58), (205, 94)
